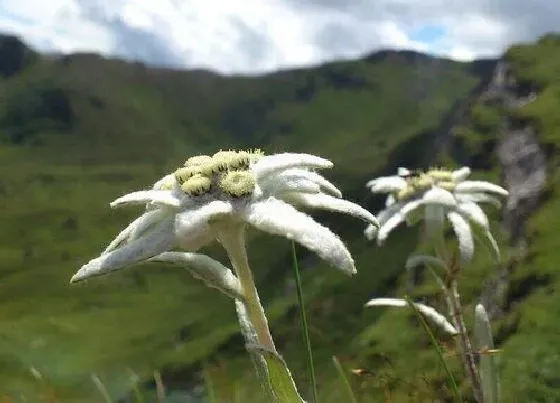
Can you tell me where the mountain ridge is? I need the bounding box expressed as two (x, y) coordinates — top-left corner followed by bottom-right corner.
(0, 30), (559, 401)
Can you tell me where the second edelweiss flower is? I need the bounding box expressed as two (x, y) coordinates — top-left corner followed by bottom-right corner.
(364, 166), (508, 263)
(71, 150), (378, 282)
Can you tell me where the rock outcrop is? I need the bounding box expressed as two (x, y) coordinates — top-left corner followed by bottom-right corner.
(479, 61), (547, 319)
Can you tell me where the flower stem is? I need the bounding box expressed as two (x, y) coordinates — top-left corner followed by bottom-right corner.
(216, 223), (276, 352)
(449, 280), (483, 403)
(432, 231), (483, 402)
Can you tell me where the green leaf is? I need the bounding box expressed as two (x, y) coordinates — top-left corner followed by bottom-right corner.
(249, 345), (307, 403)
(474, 304), (501, 403)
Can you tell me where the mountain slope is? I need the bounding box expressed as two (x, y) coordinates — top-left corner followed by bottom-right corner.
(355, 34), (560, 402)
(4, 31), (556, 401)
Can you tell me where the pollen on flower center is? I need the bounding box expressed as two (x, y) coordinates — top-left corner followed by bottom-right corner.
(219, 170), (256, 197)
(395, 169), (456, 201)
(173, 149), (264, 198)
(184, 155), (213, 167)
(426, 168), (454, 181)
(175, 165), (203, 184)
(181, 173), (212, 195)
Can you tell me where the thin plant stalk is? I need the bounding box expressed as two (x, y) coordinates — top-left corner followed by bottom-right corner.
(331, 356), (358, 403)
(291, 241), (318, 403)
(216, 224), (276, 351)
(153, 370), (165, 403)
(449, 280), (483, 403)
(91, 373), (112, 403)
(404, 296), (462, 402)
(127, 369), (145, 403)
(432, 232), (483, 402)
(202, 362), (217, 403)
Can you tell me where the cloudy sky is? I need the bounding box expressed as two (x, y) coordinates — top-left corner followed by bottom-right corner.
(0, 0), (557, 74)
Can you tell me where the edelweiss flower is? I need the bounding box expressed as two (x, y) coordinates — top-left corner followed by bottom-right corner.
(364, 166), (508, 264)
(71, 150), (378, 282)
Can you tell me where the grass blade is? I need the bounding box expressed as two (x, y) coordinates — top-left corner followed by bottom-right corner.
(332, 356), (358, 403)
(202, 362), (217, 403)
(153, 370), (165, 403)
(127, 369), (145, 403)
(292, 241), (318, 403)
(91, 373), (112, 403)
(404, 295), (462, 402)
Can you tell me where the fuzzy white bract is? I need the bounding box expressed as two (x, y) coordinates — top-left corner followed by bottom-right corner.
(71, 150), (378, 282)
(364, 166), (508, 264)
(365, 297), (458, 336)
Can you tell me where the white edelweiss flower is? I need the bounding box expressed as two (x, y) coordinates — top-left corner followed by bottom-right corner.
(364, 166), (508, 264)
(71, 150), (378, 283)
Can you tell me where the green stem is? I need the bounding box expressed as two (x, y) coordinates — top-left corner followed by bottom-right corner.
(332, 356), (358, 403)
(404, 296), (462, 402)
(291, 241), (318, 403)
(215, 223), (276, 352)
(450, 280), (483, 403)
(432, 229), (483, 402)
(426, 227), (483, 403)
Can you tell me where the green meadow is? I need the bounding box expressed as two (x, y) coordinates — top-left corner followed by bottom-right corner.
(0, 32), (559, 401)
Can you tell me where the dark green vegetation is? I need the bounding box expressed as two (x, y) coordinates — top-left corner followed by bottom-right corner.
(0, 31), (558, 401)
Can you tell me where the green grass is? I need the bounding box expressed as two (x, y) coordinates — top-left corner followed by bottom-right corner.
(1, 31), (559, 402)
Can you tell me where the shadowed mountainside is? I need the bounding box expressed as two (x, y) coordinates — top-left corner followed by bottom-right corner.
(1, 31), (559, 402)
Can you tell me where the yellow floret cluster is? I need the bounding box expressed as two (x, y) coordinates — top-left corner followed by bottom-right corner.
(396, 167), (457, 201)
(173, 149), (264, 197)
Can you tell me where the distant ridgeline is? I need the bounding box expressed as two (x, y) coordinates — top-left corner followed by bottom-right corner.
(0, 30), (559, 402)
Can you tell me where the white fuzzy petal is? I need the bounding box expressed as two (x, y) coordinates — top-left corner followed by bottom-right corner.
(282, 192), (378, 226)
(152, 174), (177, 190)
(447, 211), (474, 265)
(277, 169), (342, 198)
(455, 193), (503, 209)
(385, 194), (396, 207)
(365, 298), (458, 335)
(423, 187), (457, 207)
(102, 209), (169, 254)
(149, 252), (243, 300)
(71, 217), (176, 283)
(262, 176), (321, 196)
(376, 201), (403, 226)
(252, 153), (333, 180)
(243, 198), (356, 275)
(457, 201), (490, 229)
(405, 255), (447, 272)
(377, 199), (423, 244)
(110, 190), (182, 209)
(101, 217), (139, 255)
(401, 199), (425, 216)
(397, 167), (411, 176)
(364, 223), (378, 241)
(459, 202), (501, 261)
(452, 166), (471, 182)
(377, 212), (406, 245)
(455, 181), (509, 197)
(366, 176), (407, 193)
(174, 200), (233, 250)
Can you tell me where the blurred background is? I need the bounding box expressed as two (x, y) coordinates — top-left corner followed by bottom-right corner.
(0, 0), (559, 401)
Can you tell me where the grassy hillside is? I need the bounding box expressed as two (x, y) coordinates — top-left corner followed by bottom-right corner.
(1, 31), (558, 402)
(358, 34), (560, 402)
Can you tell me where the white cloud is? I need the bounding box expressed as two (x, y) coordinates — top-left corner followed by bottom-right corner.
(0, 0), (557, 74)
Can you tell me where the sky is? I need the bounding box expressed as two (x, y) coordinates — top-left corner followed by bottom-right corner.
(0, 0), (558, 75)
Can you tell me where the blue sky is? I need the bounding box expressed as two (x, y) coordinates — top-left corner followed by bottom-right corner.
(409, 24), (446, 44)
(0, 0), (557, 74)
